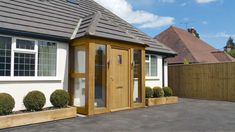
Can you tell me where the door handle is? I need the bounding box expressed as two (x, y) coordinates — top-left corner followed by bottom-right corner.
(117, 86), (123, 89)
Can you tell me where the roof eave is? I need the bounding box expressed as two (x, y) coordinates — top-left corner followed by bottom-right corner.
(0, 28), (70, 43)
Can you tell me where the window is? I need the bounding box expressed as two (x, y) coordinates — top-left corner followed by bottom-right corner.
(94, 44), (106, 107)
(14, 53), (35, 76)
(16, 39), (35, 50)
(75, 46), (86, 73)
(0, 36), (11, 76)
(14, 39), (36, 76)
(0, 35), (57, 77)
(145, 54), (158, 77)
(38, 41), (57, 76)
(73, 45), (87, 107)
(133, 50), (141, 103)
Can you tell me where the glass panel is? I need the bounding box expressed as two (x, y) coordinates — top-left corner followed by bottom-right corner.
(75, 46), (86, 73)
(74, 78), (86, 107)
(94, 44), (106, 107)
(38, 41), (57, 76)
(16, 39), (35, 50)
(0, 36), (11, 76)
(14, 53), (35, 76)
(151, 55), (157, 76)
(117, 55), (122, 64)
(145, 55), (149, 61)
(133, 50), (141, 103)
(145, 62), (149, 76)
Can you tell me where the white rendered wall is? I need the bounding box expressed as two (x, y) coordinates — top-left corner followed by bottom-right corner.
(163, 61), (168, 87)
(0, 42), (69, 111)
(145, 55), (168, 88)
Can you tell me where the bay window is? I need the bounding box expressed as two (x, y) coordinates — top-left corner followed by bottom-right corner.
(145, 54), (158, 77)
(0, 35), (57, 77)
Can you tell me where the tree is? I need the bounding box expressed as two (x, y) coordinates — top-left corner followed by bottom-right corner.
(228, 49), (235, 58)
(226, 37), (235, 48)
(224, 37), (235, 53)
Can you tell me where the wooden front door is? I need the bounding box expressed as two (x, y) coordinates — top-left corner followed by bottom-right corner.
(110, 47), (129, 111)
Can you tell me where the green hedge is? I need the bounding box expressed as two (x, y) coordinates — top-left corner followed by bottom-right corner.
(153, 87), (164, 98)
(50, 90), (70, 108)
(163, 87), (173, 96)
(0, 93), (15, 115)
(145, 87), (153, 98)
(23, 91), (46, 111)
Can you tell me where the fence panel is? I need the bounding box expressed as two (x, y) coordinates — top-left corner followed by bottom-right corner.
(168, 62), (235, 102)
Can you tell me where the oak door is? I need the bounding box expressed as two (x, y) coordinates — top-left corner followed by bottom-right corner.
(110, 47), (129, 110)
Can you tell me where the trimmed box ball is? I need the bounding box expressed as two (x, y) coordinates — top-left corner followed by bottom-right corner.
(0, 93), (15, 115)
(50, 90), (70, 108)
(23, 91), (46, 111)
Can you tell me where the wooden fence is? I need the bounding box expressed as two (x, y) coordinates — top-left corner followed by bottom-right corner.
(168, 62), (235, 102)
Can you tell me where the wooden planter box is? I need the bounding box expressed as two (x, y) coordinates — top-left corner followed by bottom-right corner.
(146, 96), (178, 106)
(0, 107), (77, 129)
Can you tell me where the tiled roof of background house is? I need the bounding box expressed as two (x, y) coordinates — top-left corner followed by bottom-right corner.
(155, 26), (235, 64)
(0, 0), (176, 55)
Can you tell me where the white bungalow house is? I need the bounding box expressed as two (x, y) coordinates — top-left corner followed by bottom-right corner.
(0, 0), (176, 115)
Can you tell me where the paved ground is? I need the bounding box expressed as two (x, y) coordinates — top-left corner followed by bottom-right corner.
(1, 98), (235, 132)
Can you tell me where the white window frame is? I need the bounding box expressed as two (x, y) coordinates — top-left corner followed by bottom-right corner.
(145, 54), (159, 79)
(0, 35), (59, 81)
(13, 37), (38, 77)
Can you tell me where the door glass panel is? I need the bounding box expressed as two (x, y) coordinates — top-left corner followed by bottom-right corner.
(133, 50), (142, 103)
(75, 46), (86, 73)
(94, 44), (106, 107)
(74, 78), (86, 107)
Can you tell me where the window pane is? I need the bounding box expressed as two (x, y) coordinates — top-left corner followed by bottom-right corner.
(16, 39), (35, 50)
(95, 45), (106, 107)
(151, 55), (157, 76)
(0, 36), (11, 76)
(75, 46), (86, 73)
(14, 53), (35, 76)
(38, 41), (57, 76)
(74, 78), (86, 107)
(133, 50), (141, 103)
(145, 62), (149, 76)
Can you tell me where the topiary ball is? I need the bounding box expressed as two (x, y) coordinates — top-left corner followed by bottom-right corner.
(153, 87), (164, 98)
(50, 90), (70, 108)
(0, 93), (15, 115)
(145, 87), (153, 98)
(163, 87), (173, 96)
(23, 91), (46, 111)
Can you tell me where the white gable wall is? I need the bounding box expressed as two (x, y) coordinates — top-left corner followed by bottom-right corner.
(0, 42), (69, 111)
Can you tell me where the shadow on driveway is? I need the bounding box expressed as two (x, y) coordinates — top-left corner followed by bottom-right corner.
(1, 98), (235, 132)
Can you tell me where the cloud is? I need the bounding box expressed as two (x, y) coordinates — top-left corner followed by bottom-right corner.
(158, 0), (175, 3)
(203, 32), (235, 38)
(202, 21), (208, 25)
(195, 0), (218, 4)
(180, 2), (187, 6)
(94, 0), (174, 28)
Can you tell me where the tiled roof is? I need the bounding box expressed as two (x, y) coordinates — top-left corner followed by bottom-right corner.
(0, 0), (176, 55)
(155, 26), (235, 64)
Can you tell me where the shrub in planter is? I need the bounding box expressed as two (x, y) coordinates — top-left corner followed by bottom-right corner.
(145, 87), (153, 98)
(0, 93), (15, 115)
(23, 91), (46, 111)
(153, 87), (164, 98)
(163, 87), (173, 96)
(50, 90), (70, 108)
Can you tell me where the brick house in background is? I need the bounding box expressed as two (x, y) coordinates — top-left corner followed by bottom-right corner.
(155, 26), (235, 65)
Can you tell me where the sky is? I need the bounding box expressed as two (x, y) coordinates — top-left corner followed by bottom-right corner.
(94, 0), (235, 50)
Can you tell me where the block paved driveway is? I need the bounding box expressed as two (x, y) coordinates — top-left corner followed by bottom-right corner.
(1, 98), (235, 132)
